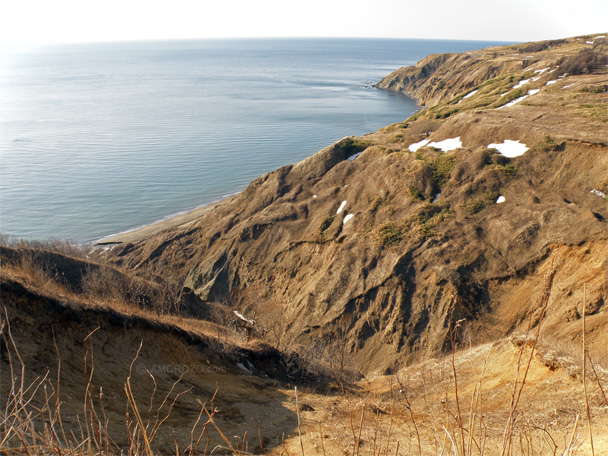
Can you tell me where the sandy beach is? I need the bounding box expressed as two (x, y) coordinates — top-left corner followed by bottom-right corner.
(95, 196), (236, 245)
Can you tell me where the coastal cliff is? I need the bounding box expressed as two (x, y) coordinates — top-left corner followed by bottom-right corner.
(106, 34), (608, 374)
(2, 33), (608, 454)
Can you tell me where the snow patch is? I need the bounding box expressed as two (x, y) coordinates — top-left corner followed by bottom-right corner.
(562, 83), (575, 89)
(513, 78), (530, 89)
(591, 189), (606, 199)
(337, 200), (347, 214)
(463, 89), (478, 99)
(343, 214), (354, 224)
(432, 193), (441, 203)
(496, 196), (506, 204)
(545, 80), (557, 85)
(313, 195), (317, 198)
(458, 89), (478, 104)
(347, 151), (364, 161)
(500, 89), (540, 108)
(487, 140), (529, 158)
(534, 68), (549, 74)
(408, 139), (430, 152)
(586, 41), (594, 45)
(427, 137), (462, 152)
(234, 310), (255, 325)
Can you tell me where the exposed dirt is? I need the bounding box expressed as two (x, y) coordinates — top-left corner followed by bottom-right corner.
(105, 34), (608, 376)
(2, 33), (607, 455)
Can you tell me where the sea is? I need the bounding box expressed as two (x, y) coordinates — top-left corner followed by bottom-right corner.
(0, 38), (510, 244)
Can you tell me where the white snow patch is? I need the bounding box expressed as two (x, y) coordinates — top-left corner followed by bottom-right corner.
(463, 89), (478, 99)
(534, 68), (549, 74)
(545, 80), (557, 85)
(513, 78), (530, 89)
(531, 76), (541, 82)
(501, 96), (526, 108)
(347, 151), (363, 161)
(313, 195), (317, 198)
(562, 83), (575, 89)
(337, 200), (347, 214)
(432, 193), (441, 203)
(501, 89), (540, 108)
(596, 36), (605, 38)
(408, 139), (430, 152)
(234, 310), (255, 325)
(343, 214), (354, 224)
(586, 41), (594, 45)
(487, 140), (529, 158)
(458, 89), (478, 104)
(591, 189), (606, 198)
(496, 196), (506, 204)
(427, 137), (462, 152)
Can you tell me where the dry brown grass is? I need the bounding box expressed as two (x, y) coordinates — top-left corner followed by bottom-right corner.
(0, 314), (235, 456)
(2, 241), (607, 455)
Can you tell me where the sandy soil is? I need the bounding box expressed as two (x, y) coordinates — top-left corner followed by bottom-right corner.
(95, 196), (236, 245)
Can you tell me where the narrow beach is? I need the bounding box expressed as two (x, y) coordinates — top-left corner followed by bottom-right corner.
(95, 196), (236, 245)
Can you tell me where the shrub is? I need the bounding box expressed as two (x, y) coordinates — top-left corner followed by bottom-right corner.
(557, 49), (608, 76)
(466, 200), (489, 215)
(495, 164), (519, 178)
(463, 188), (501, 215)
(429, 154), (456, 188)
(534, 135), (559, 152)
(580, 85), (607, 93)
(318, 215), (335, 239)
(378, 223), (406, 247)
(338, 137), (370, 157)
(371, 197), (384, 213)
(482, 148), (500, 165)
(434, 108), (459, 119)
(516, 39), (566, 53)
(409, 186), (426, 202)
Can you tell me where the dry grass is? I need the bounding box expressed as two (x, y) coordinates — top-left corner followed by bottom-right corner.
(0, 238), (259, 352)
(0, 315), (233, 456)
(2, 241), (607, 455)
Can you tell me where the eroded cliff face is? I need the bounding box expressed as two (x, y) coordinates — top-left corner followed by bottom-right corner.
(108, 34), (608, 374)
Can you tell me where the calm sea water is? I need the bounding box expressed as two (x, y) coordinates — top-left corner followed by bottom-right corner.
(0, 38), (508, 243)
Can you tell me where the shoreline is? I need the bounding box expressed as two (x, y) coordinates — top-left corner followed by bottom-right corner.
(95, 195), (237, 246)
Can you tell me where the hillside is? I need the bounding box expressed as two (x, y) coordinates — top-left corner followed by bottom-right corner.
(2, 33), (608, 455)
(104, 34), (608, 374)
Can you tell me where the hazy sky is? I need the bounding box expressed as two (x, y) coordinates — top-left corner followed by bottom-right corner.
(1, 0), (606, 46)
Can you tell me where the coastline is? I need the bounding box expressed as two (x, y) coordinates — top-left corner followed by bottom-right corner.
(95, 195), (237, 245)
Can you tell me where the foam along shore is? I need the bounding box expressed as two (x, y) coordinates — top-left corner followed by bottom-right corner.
(95, 196), (237, 245)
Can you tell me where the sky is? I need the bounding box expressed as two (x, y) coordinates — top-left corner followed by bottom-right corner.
(1, 0), (606, 47)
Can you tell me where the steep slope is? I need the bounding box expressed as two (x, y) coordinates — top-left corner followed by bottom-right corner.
(0, 271), (322, 453)
(106, 34), (608, 375)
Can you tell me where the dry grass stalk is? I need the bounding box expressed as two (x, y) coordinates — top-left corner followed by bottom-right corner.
(581, 284), (595, 456)
(318, 422), (326, 456)
(295, 386), (305, 456)
(500, 258), (559, 456)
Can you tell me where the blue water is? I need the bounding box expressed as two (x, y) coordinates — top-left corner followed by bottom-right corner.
(0, 38), (509, 243)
